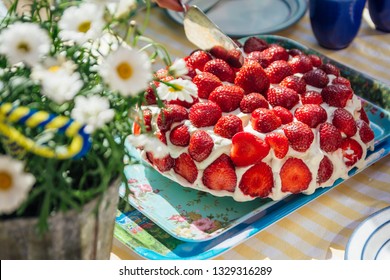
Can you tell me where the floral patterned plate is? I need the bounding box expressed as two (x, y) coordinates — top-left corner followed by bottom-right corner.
(120, 35), (390, 243)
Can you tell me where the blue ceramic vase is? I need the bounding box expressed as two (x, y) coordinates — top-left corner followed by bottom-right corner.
(368, 0), (390, 32)
(310, 0), (367, 49)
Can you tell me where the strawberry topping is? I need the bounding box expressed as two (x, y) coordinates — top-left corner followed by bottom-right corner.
(239, 162), (274, 198)
(214, 114), (243, 139)
(203, 59), (236, 83)
(317, 156), (334, 184)
(283, 122), (314, 152)
(341, 138), (363, 167)
(174, 153), (198, 183)
(332, 108), (357, 137)
(265, 132), (289, 159)
(239, 92), (269, 113)
(251, 108), (282, 133)
(294, 104), (328, 128)
(209, 85), (244, 112)
(319, 122), (342, 152)
(188, 130), (214, 162)
(192, 72), (222, 99)
(235, 60), (270, 95)
(189, 101), (222, 128)
(169, 124), (190, 146)
(202, 154), (237, 192)
(231, 132), (270, 166)
(280, 158), (312, 193)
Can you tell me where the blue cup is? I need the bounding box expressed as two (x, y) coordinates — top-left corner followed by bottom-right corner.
(310, 0), (367, 49)
(368, 0), (390, 32)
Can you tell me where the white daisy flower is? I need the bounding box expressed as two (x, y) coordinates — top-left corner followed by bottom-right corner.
(0, 156), (35, 215)
(99, 46), (152, 97)
(168, 59), (188, 77)
(127, 134), (169, 159)
(107, 0), (137, 18)
(157, 78), (198, 103)
(71, 95), (115, 133)
(0, 22), (50, 67)
(58, 3), (104, 45)
(31, 57), (83, 104)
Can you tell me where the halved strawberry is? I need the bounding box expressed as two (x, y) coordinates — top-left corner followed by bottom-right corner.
(288, 55), (313, 74)
(357, 119), (375, 144)
(272, 106), (293, 124)
(189, 101), (222, 128)
(188, 130), (214, 162)
(157, 104), (188, 132)
(280, 75), (307, 94)
(203, 59), (236, 83)
(308, 54), (322, 67)
(251, 108), (282, 133)
(202, 154), (237, 192)
(264, 132), (289, 159)
(214, 114), (243, 139)
(294, 104), (327, 128)
(169, 124), (190, 146)
(239, 162), (274, 198)
(230, 132), (270, 166)
(186, 50), (212, 71)
(321, 84), (353, 108)
(266, 86), (299, 110)
(173, 153), (198, 183)
(208, 85), (244, 112)
(243, 36), (268, 53)
(146, 152), (174, 172)
(283, 121), (314, 152)
(192, 72), (222, 99)
(300, 90), (323, 105)
(303, 68), (329, 88)
(332, 108), (357, 137)
(341, 138), (363, 167)
(317, 156), (334, 184)
(280, 158), (312, 193)
(319, 122), (342, 152)
(265, 60), (293, 84)
(235, 60), (270, 95)
(320, 63), (340, 76)
(239, 92), (269, 113)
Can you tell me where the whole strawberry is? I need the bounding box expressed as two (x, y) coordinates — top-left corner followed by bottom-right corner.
(157, 104), (188, 132)
(322, 84), (353, 108)
(265, 60), (293, 84)
(280, 75), (307, 94)
(332, 108), (357, 137)
(243, 36), (268, 53)
(203, 59), (236, 83)
(192, 72), (222, 99)
(303, 68), (329, 88)
(214, 114), (243, 139)
(266, 86), (299, 110)
(251, 108), (282, 133)
(235, 60), (270, 95)
(283, 121), (314, 152)
(189, 101), (222, 128)
(186, 50), (211, 71)
(239, 92), (269, 113)
(169, 124), (190, 146)
(188, 130), (214, 162)
(209, 85), (244, 112)
(288, 55), (313, 74)
(294, 104), (328, 128)
(319, 122), (342, 152)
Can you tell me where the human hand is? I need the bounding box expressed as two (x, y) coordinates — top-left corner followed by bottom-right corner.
(153, 0), (184, 12)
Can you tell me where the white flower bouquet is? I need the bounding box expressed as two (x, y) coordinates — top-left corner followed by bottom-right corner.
(0, 0), (181, 233)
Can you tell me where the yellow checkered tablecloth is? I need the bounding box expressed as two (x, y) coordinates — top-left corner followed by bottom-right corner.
(112, 6), (390, 260)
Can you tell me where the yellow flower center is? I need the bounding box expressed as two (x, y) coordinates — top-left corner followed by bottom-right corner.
(0, 171), (13, 191)
(78, 21), (91, 33)
(48, 65), (60, 73)
(17, 42), (30, 53)
(116, 62), (133, 80)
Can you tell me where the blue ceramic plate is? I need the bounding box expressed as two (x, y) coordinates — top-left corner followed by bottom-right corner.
(345, 206), (390, 260)
(165, 0), (308, 37)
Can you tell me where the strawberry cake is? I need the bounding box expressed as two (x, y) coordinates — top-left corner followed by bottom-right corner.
(134, 36), (375, 202)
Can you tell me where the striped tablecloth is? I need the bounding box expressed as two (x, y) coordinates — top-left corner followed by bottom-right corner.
(112, 5), (390, 260)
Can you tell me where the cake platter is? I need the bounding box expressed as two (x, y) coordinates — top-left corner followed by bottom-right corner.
(114, 35), (390, 259)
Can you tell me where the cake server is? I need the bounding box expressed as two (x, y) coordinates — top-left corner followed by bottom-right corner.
(179, 1), (243, 58)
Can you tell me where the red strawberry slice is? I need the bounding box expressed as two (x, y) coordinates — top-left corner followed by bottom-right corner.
(156, 130), (167, 144)
(265, 132), (289, 159)
(243, 36), (268, 53)
(157, 104), (188, 132)
(272, 106), (293, 124)
(288, 55), (313, 74)
(186, 50), (212, 71)
(319, 122), (342, 152)
(283, 121), (314, 152)
(317, 156), (334, 184)
(341, 138), (363, 167)
(173, 153), (198, 183)
(209, 85), (244, 112)
(169, 124), (190, 146)
(189, 101), (222, 128)
(239, 162), (274, 198)
(321, 84), (353, 108)
(303, 68), (329, 88)
(332, 108), (357, 137)
(357, 119), (375, 144)
(239, 92), (269, 113)
(359, 108), (370, 124)
(146, 152), (174, 172)
(246, 51), (271, 68)
(280, 75), (307, 94)
(188, 130), (214, 162)
(280, 158), (312, 193)
(192, 72), (222, 99)
(230, 132), (270, 166)
(320, 63), (340, 76)
(266, 86), (299, 110)
(294, 104), (328, 128)
(214, 114), (243, 139)
(251, 108), (282, 133)
(235, 60), (270, 95)
(203, 59), (235, 83)
(202, 154), (237, 192)
(265, 60), (293, 84)
(308, 54), (322, 67)
(261, 44), (289, 63)
(301, 90), (323, 105)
